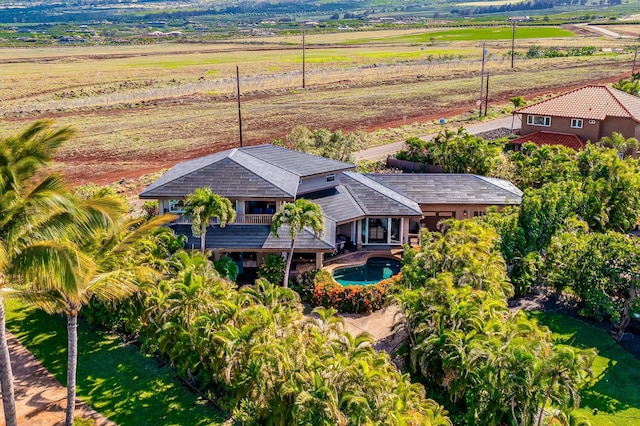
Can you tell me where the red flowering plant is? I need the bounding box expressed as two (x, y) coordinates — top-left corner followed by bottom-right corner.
(294, 269), (399, 314)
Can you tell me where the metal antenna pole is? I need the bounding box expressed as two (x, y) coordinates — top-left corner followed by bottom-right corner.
(302, 29), (306, 89)
(479, 42), (486, 118)
(633, 46), (638, 76)
(236, 64), (243, 147)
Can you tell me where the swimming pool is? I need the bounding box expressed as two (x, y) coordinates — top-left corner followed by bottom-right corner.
(332, 257), (402, 286)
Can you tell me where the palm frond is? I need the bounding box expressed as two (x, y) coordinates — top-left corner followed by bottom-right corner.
(10, 240), (96, 296)
(108, 214), (178, 259)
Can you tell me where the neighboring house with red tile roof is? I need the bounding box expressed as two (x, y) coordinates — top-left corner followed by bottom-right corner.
(509, 131), (586, 151)
(515, 85), (640, 148)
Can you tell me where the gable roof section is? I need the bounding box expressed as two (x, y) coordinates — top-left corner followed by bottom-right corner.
(140, 144), (354, 199)
(510, 131), (586, 150)
(341, 172), (422, 216)
(516, 85), (640, 122)
(239, 144), (354, 177)
(367, 174), (522, 205)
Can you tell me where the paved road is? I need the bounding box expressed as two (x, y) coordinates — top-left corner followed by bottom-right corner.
(355, 115), (521, 161)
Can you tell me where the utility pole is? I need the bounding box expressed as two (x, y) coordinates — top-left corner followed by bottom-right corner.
(484, 72), (490, 117)
(633, 45), (638, 76)
(479, 42), (486, 119)
(511, 20), (516, 69)
(302, 29), (306, 89)
(236, 64), (243, 147)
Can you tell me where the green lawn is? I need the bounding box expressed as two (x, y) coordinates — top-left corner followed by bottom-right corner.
(4, 299), (227, 426)
(344, 26), (575, 44)
(530, 312), (640, 426)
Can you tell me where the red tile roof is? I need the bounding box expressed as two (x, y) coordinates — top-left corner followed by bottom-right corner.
(510, 131), (586, 151)
(516, 85), (640, 122)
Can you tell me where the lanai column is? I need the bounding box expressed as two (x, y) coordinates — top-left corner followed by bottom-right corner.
(315, 252), (323, 269)
(402, 218), (409, 244)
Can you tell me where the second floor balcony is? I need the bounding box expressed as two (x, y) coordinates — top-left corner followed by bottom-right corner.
(170, 213), (273, 226)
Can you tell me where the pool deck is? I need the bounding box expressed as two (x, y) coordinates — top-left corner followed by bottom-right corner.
(323, 249), (403, 273)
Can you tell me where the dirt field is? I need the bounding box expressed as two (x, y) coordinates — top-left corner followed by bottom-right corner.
(0, 29), (635, 188)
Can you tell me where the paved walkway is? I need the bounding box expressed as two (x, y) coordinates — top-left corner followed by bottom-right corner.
(0, 332), (115, 426)
(355, 115), (520, 161)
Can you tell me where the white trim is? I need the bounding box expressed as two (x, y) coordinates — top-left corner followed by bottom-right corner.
(527, 115), (551, 127)
(571, 118), (583, 129)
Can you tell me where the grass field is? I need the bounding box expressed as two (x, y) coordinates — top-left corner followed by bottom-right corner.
(530, 312), (640, 426)
(343, 26), (576, 44)
(4, 299), (227, 426)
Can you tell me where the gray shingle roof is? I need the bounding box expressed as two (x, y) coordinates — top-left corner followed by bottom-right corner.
(302, 186), (366, 224)
(140, 144), (354, 199)
(367, 174), (522, 205)
(172, 222), (335, 251)
(240, 145), (354, 177)
(340, 172), (422, 216)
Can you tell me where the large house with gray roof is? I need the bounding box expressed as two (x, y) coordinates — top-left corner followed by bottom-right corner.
(140, 144), (522, 272)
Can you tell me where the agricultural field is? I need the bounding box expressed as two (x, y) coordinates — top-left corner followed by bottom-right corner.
(0, 27), (636, 188)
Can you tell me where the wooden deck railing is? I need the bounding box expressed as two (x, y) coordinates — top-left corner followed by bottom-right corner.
(170, 213), (273, 225)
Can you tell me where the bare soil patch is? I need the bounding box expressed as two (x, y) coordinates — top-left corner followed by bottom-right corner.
(53, 67), (629, 190)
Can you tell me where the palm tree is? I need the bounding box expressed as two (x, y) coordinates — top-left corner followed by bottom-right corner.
(10, 197), (176, 426)
(510, 96), (526, 133)
(0, 120), (76, 426)
(598, 132), (639, 159)
(270, 199), (324, 288)
(183, 187), (236, 254)
(535, 345), (596, 426)
(613, 77), (640, 97)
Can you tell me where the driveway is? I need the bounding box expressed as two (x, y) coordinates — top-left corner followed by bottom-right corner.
(355, 115), (520, 161)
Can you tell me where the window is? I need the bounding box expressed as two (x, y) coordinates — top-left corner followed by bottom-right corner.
(168, 199), (184, 213)
(326, 174), (336, 183)
(571, 118), (583, 128)
(527, 115), (551, 127)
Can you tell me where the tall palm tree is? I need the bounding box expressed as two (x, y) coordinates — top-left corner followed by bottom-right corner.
(183, 187), (236, 254)
(270, 199), (324, 288)
(10, 197), (176, 426)
(0, 120), (76, 426)
(598, 132), (639, 159)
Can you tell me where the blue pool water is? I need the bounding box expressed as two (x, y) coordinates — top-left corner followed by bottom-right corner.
(332, 257), (402, 286)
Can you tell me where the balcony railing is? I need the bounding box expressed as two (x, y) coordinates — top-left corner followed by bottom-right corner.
(170, 213), (273, 225)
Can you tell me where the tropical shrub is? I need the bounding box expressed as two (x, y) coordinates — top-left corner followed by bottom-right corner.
(307, 269), (396, 314)
(546, 227), (640, 325)
(214, 256), (239, 281)
(86, 249), (451, 425)
(395, 129), (500, 175)
(397, 220), (596, 426)
(257, 253), (285, 285)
